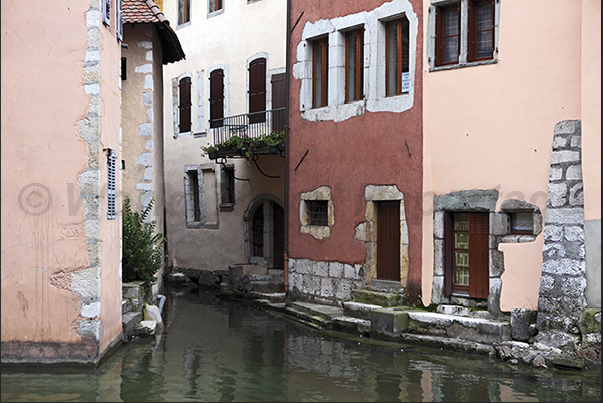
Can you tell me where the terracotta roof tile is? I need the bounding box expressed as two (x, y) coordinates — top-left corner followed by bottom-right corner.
(123, 0), (168, 24)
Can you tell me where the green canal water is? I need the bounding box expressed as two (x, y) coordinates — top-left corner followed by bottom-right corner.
(1, 286), (600, 402)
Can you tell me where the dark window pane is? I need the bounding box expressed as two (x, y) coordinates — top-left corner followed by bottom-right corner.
(307, 200), (328, 226)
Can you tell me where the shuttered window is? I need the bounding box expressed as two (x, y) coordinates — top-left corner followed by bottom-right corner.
(345, 28), (364, 102)
(178, 77), (192, 133)
(209, 69), (224, 128)
(102, 0), (111, 26)
(435, 3), (460, 66)
(107, 149), (117, 220)
(468, 0), (494, 61)
(249, 58), (266, 124)
(385, 18), (409, 96)
(312, 37), (329, 108)
(116, 0), (123, 41)
(220, 166), (235, 205)
(209, 0), (223, 13)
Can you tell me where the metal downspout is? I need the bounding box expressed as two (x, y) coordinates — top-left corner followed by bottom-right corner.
(284, 0), (292, 294)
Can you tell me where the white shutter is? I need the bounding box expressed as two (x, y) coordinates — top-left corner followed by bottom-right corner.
(102, 0), (111, 27)
(116, 0), (123, 41)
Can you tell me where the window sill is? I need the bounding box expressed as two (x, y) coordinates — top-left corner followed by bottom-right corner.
(501, 234), (537, 244)
(208, 9), (224, 18)
(430, 58), (497, 72)
(176, 21), (191, 30)
(220, 203), (234, 212)
(174, 131), (193, 139)
(186, 221), (219, 230)
(194, 131), (207, 138)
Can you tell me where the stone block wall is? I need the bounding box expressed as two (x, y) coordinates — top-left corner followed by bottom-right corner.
(536, 120), (588, 349)
(288, 258), (365, 304)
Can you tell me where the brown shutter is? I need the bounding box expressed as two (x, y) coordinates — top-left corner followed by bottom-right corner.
(444, 212), (453, 296)
(249, 58), (266, 124)
(377, 201), (401, 281)
(467, 0), (475, 62)
(435, 6), (442, 66)
(271, 73), (286, 132)
(210, 69), (224, 128)
(179, 77), (191, 133)
(469, 213), (489, 299)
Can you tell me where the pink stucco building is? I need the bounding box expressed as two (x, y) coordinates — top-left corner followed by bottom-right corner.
(2, 0), (124, 364)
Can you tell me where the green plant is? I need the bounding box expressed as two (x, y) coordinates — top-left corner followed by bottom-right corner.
(201, 130), (285, 163)
(122, 196), (166, 287)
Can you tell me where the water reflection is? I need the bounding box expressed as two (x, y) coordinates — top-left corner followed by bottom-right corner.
(1, 286), (600, 402)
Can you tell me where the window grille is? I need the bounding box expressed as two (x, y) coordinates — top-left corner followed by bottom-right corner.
(307, 200), (328, 226)
(107, 149), (117, 220)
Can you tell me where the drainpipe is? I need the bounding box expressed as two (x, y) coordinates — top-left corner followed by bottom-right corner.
(156, 294), (166, 315)
(284, 0), (291, 294)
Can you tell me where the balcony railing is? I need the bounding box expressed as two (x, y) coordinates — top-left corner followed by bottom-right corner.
(211, 107), (286, 145)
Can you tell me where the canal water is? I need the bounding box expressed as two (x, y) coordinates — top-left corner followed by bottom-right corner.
(2, 285), (600, 402)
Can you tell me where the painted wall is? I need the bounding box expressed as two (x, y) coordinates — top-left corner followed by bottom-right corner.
(1, 0), (122, 364)
(161, 0), (287, 271)
(288, 0), (424, 299)
(422, 0), (600, 311)
(121, 23), (167, 294)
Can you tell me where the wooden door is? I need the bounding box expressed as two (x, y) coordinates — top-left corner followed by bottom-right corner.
(377, 201), (400, 281)
(249, 58), (266, 123)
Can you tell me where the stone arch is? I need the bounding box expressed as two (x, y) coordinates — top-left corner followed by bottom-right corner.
(243, 194), (285, 269)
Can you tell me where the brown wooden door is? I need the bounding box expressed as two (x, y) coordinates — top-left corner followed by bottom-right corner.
(377, 201), (400, 281)
(445, 212), (489, 299)
(469, 213), (489, 299)
(273, 203), (285, 270)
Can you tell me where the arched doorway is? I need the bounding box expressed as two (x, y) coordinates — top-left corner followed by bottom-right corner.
(244, 195), (285, 270)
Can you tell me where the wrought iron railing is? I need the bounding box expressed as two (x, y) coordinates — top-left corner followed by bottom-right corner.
(211, 107), (286, 145)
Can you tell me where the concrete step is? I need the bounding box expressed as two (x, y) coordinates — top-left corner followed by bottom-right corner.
(248, 280), (285, 293)
(436, 304), (493, 320)
(331, 316), (372, 336)
(283, 306), (331, 329)
(351, 289), (405, 307)
(288, 301), (345, 321)
(122, 311), (142, 340)
(247, 291), (286, 303)
(405, 311), (510, 344)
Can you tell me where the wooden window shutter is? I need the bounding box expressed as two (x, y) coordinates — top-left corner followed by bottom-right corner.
(116, 0), (123, 41)
(210, 69), (224, 128)
(102, 0), (111, 26)
(179, 77), (192, 133)
(248, 58), (266, 124)
(444, 212), (453, 296)
(107, 149), (117, 220)
(435, 6), (442, 66)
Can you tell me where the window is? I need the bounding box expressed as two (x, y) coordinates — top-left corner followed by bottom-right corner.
(209, 69), (224, 128)
(345, 28), (364, 102)
(435, 3), (460, 66)
(432, 0), (497, 68)
(468, 0), (494, 62)
(251, 206), (264, 257)
(209, 0), (223, 13)
(312, 37), (329, 108)
(107, 149), (117, 220)
(116, 0), (123, 40)
(249, 58), (267, 124)
(102, 0), (111, 26)
(185, 169), (202, 222)
(510, 212), (533, 235)
(385, 17), (410, 96)
(178, 0), (190, 25)
(178, 76), (192, 133)
(307, 200), (328, 226)
(220, 166), (235, 207)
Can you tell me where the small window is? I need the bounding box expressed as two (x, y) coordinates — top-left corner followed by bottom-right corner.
(435, 3), (460, 66)
(179, 0), (191, 25)
(220, 166), (235, 207)
(312, 37), (329, 108)
(510, 212), (533, 235)
(345, 28), (364, 102)
(121, 58), (127, 81)
(209, 0), (223, 13)
(385, 17), (410, 96)
(468, 0), (494, 62)
(107, 149), (117, 220)
(187, 170), (201, 222)
(209, 69), (224, 128)
(102, 0), (112, 26)
(307, 200), (328, 226)
(178, 76), (192, 133)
